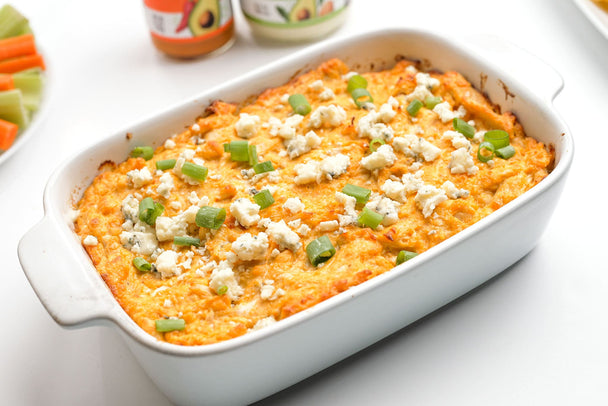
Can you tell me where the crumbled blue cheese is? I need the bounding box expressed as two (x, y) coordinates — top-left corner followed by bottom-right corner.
(268, 115), (304, 140)
(156, 172), (174, 198)
(283, 197), (305, 213)
(433, 102), (467, 123)
(294, 154), (350, 184)
(250, 316), (277, 331)
(401, 171), (426, 193)
(360, 144), (397, 171)
(309, 79), (335, 101)
(365, 193), (401, 225)
(266, 220), (301, 251)
(209, 260), (243, 300)
(414, 185), (448, 218)
(155, 205), (199, 242)
(335, 191), (358, 226)
(319, 88), (335, 101)
(230, 198), (261, 228)
(357, 107), (396, 141)
(235, 113), (260, 139)
(319, 220), (339, 232)
(126, 167), (153, 189)
(260, 280), (285, 301)
(285, 130), (321, 158)
(392, 134), (442, 162)
(473, 130), (486, 144)
(449, 147), (479, 175)
(319, 153), (350, 180)
(155, 250), (180, 278)
(407, 72), (440, 101)
(120, 195), (159, 255)
(83, 235), (98, 246)
(441, 180), (470, 199)
(377, 97), (399, 122)
(308, 104), (347, 128)
(164, 138), (176, 149)
(381, 179), (408, 203)
(232, 232), (269, 261)
(296, 223), (311, 236)
(442, 130), (472, 150)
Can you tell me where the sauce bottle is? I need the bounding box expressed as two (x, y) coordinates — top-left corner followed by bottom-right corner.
(143, 0), (235, 58)
(239, 0), (349, 42)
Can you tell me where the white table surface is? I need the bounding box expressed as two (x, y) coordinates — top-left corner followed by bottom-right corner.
(3, 0), (608, 404)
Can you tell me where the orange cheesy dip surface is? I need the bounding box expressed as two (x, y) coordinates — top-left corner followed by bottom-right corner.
(75, 58), (553, 345)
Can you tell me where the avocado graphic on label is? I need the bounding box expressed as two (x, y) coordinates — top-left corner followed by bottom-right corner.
(289, 0), (316, 22)
(189, 0), (220, 36)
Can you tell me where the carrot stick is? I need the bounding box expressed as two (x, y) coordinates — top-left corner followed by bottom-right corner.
(0, 53), (45, 74)
(0, 34), (36, 61)
(0, 74), (13, 90)
(0, 118), (18, 150)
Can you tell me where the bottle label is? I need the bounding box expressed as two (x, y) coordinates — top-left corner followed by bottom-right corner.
(144, 0), (233, 41)
(240, 0), (349, 28)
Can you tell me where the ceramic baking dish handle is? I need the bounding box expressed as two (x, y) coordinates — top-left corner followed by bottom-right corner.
(463, 33), (563, 102)
(18, 216), (115, 327)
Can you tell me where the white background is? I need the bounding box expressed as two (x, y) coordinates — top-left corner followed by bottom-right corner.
(2, 0), (608, 404)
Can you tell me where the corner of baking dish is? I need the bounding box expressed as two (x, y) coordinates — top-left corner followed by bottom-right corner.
(35, 28), (573, 356)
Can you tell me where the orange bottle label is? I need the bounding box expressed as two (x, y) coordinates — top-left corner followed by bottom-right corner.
(143, 0), (233, 41)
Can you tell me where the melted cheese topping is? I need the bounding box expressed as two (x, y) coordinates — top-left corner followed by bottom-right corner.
(75, 59), (553, 346)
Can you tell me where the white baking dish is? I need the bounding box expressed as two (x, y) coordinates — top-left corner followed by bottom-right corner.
(18, 29), (573, 406)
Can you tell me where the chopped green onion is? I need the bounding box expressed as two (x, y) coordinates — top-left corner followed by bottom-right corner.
(306, 235), (336, 266)
(453, 117), (475, 139)
(496, 145), (516, 159)
(133, 257), (152, 272)
(139, 197), (164, 226)
(196, 206), (226, 229)
(369, 138), (386, 152)
(342, 184), (371, 205)
(484, 130), (510, 149)
(351, 87), (373, 108)
(173, 236), (201, 247)
(253, 160), (274, 174)
(131, 146), (154, 160)
(155, 159), (176, 171)
(181, 162), (208, 181)
(248, 144), (259, 166)
(216, 285), (228, 295)
(288, 93), (311, 116)
(253, 189), (275, 209)
(406, 99), (423, 116)
(223, 143), (230, 152)
(347, 74), (368, 93)
(225, 140), (249, 162)
(396, 250), (418, 265)
(477, 141), (495, 163)
(155, 318), (186, 333)
(357, 207), (384, 230)
(424, 96), (442, 109)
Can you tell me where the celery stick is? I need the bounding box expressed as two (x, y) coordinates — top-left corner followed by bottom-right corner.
(0, 5), (29, 39)
(16, 21), (32, 35)
(13, 72), (43, 112)
(0, 89), (29, 129)
(13, 72), (43, 93)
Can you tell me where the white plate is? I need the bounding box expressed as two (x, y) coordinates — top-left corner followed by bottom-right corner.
(0, 53), (51, 166)
(573, 0), (608, 38)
